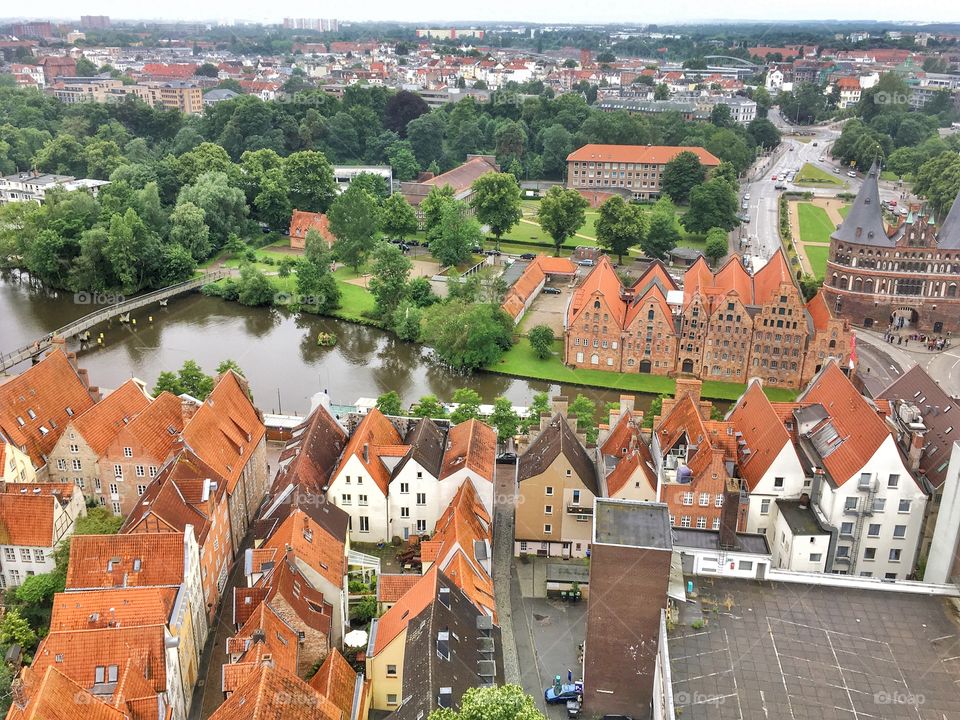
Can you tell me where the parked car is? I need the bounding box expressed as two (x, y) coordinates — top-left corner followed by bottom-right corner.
(407, 239), (421, 246)
(812, 142), (818, 146)
(771, 175), (778, 181)
(398, 243), (410, 252)
(545, 685), (582, 705)
(577, 259), (595, 266)
(542, 286), (562, 295)
(497, 452), (518, 464)
(847, 171), (857, 178)
(744, 193), (751, 201)
(739, 214), (751, 223)
(484, 249), (501, 256)
(833, 167), (841, 173)
(472, 245), (484, 253)
(519, 252), (537, 260)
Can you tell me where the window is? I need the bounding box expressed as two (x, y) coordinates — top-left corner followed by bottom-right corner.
(94, 479), (101, 492)
(844, 497), (858, 511)
(416, 493), (426, 506)
(888, 474), (900, 488)
(9, 569), (20, 585)
(760, 499), (771, 515)
(72, 459), (81, 471)
(400, 507), (410, 518)
(109, 483), (118, 495)
(898, 499), (911, 513)
(715, 495), (724, 507)
(123, 447), (133, 458)
(545, 505), (553, 515)
(114, 464), (123, 479)
(868, 523), (880, 537)
(149, 466), (158, 477)
(810, 553), (822, 562)
(400, 482), (409, 494)
(699, 492), (710, 506)
(112, 502), (121, 515)
(20, 549), (31, 562)
(738, 560), (753, 571)
(774, 477), (784, 489)
(682, 492), (694, 506)
(416, 519), (427, 533)
(341, 494), (352, 505)
(69, 444), (78, 454)
(680, 516), (691, 528)
(572, 490), (581, 505)
(544, 523), (552, 534)
(864, 547), (876, 560)
(386, 665), (397, 677)
(889, 548), (902, 562)
(893, 525), (907, 538)
(137, 484), (146, 496)
(858, 472), (872, 489)
(872, 497), (886, 512)
(696, 516), (707, 529)
(56, 459), (66, 471)
(387, 694), (398, 706)
(712, 518), (720, 530)
(345, 475), (351, 484)
(358, 494), (368, 506)
(836, 545), (850, 558)
(545, 486), (554, 496)
(135, 465), (144, 477)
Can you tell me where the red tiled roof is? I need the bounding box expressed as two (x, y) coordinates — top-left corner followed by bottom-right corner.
(334, 408), (402, 496)
(211, 665), (343, 720)
(0, 348), (97, 467)
(49, 587), (177, 631)
(371, 565), (439, 655)
(7, 666), (129, 720)
(714, 256), (753, 302)
(182, 371), (265, 492)
(0, 493), (56, 547)
(728, 381), (792, 491)
(224, 603), (300, 692)
(308, 648), (357, 718)
(567, 144), (720, 166)
(69, 379), (151, 457)
(234, 586), (269, 627)
(567, 256), (625, 327)
(110, 391), (185, 463)
(260, 507), (346, 589)
(273, 404), (347, 495)
(600, 410), (656, 496)
(289, 210), (335, 246)
(752, 249), (792, 305)
(423, 155), (498, 194)
(806, 291), (832, 331)
(376, 574), (421, 603)
(66, 533), (185, 589)
(440, 419), (496, 482)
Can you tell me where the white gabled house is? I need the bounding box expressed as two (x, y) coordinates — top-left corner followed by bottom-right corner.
(437, 419), (497, 516)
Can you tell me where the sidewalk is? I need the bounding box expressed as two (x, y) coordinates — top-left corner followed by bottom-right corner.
(492, 463), (521, 685)
(858, 325), (955, 356)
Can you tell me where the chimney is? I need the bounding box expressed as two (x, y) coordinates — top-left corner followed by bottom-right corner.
(718, 476), (741, 550)
(180, 398), (199, 424)
(907, 426), (926, 472)
(619, 394), (635, 414)
(11, 679), (27, 709)
(552, 396), (568, 418)
(674, 378), (702, 407)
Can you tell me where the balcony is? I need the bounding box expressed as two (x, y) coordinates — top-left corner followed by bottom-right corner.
(833, 555), (852, 566)
(567, 505), (592, 516)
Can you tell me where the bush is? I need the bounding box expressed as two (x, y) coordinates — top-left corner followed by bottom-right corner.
(528, 324), (556, 359)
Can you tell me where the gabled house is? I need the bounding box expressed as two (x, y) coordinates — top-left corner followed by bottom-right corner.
(98, 391), (189, 516)
(596, 395), (657, 502)
(515, 406), (599, 558)
(327, 408), (404, 542)
(0, 442), (35, 483)
(222, 601), (300, 696)
(182, 371), (268, 552)
(289, 209), (336, 250)
(6, 666), (129, 720)
(308, 648), (370, 720)
(0, 346), (99, 475)
(122, 448), (234, 623)
(438, 419), (496, 516)
(0, 482), (85, 588)
(387, 417), (446, 541)
(47, 378), (151, 494)
(210, 664), (343, 720)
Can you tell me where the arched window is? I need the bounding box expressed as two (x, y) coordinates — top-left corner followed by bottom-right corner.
(591, 354), (599, 365)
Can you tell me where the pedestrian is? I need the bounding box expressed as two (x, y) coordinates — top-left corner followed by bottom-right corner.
(568, 669), (573, 683)
(898, 336), (902, 345)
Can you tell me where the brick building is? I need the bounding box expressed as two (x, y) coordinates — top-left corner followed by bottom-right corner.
(565, 144), (721, 201)
(564, 253), (851, 389)
(822, 161), (960, 334)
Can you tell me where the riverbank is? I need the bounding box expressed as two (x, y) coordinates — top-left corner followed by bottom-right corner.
(488, 338), (798, 403)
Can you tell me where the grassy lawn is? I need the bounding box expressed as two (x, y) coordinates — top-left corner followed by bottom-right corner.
(795, 163), (845, 187)
(333, 281), (377, 322)
(838, 205), (850, 219)
(803, 244), (830, 281)
(880, 171), (899, 182)
(489, 339), (797, 402)
(797, 203), (836, 244)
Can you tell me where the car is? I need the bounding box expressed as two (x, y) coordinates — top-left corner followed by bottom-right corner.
(542, 286), (562, 295)
(519, 252), (536, 260)
(788, 146), (794, 151)
(497, 452), (518, 464)
(739, 214), (751, 223)
(472, 245), (484, 253)
(484, 249), (501, 256)
(774, 183), (787, 190)
(833, 167), (841, 173)
(847, 171), (857, 178)
(812, 142), (818, 146)
(771, 175), (778, 181)
(888, 200), (897, 206)
(398, 243), (410, 252)
(577, 258), (595, 266)
(744, 193), (751, 201)
(407, 239), (421, 246)
(545, 684), (582, 705)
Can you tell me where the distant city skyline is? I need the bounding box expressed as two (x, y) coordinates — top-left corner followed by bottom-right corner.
(3, 0), (959, 26)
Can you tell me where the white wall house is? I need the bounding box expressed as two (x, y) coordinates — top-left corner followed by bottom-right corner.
(388, 454), (443, 541)
(770, 499), (831, 573)
(329, 451), (392, 543)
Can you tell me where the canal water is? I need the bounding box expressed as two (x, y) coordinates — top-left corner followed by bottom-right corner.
(0, 275), (667, 416)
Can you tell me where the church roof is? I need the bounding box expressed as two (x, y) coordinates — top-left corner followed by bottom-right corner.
(830, 161), (893, 247)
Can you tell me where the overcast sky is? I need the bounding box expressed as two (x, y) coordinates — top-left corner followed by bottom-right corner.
(10, 0), (959, 25)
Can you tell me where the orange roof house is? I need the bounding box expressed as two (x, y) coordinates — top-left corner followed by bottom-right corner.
(61, 378), (151, 456)
(0, 347), (98, 468)
(49, 586), (178, 631)
(566, 144), (721, 167)
(331, 408), (403, 497)
(308, 648), (365, 720)
(289, 209), (336, 250)
(6, 666), (129, 720)
(597, 396), (656, 500)
(66, 533), (187, 590)
(211, 664), (344, 720)
(501, 255), (577, 324)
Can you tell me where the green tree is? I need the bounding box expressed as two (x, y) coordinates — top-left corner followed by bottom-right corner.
(406, 276), (437, 307)
(283, 150), (337, 213)
(662, 151), (706, 204)
(683, 177), (739, 233)
(369, 241), (412, 316)
(393, 300), (423, 341)
(489, 396), (520, 442)
(406, 112), (446, 167)
(710, 103), (734, 128)
(381, 192), (419, 241)
(798, 274), (821, 302)
(595, 195), (646, 264)
(450, 388), (483, 423)
(539, 124), (574, 178)
(176, 171), (249, 249)
(428, 684), (547, 720)
(376, 390), (403, 415)
(914, 151), (960, 218)
(642, 394), (665, 428)
(654, 83), (670, 100)
(524, 391), (551, 431)
(431, 201), (481, 268)
(296, 241), (341, 314)
(328, 184), (382, 271)
(350, 172), (390, 203)
(253, 167), (292, 229)
(388, 142), (421, 181)
(104, 208), (161, 292)
(642, 199), (682, 260)
(420, 185), (456, 241)
(168, 200), (211, 261)
(176, 141), (237, 185)
(747, 118), (781, 149)
(704, 227), (729, 266)
(422, 302), (514, 371)
(528, 324), (556, 359)
(470, 173), (522, 249)
(536, 185), (588, 255)
(0, 609), (36, 649)
(569, 394), (599, 444)
(236, 263), (275, 306)
(410, 394), (448, 418)
(216, 359), (246, 377)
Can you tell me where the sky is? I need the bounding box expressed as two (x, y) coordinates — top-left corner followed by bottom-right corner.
(9, 0), (960, 25)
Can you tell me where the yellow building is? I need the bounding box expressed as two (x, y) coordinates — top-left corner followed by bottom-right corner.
(1, 442), (36, 483)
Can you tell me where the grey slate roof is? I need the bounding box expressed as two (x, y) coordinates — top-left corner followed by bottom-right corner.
(518, 414), (599, 495)
(938, 190), (960, 250)
(830, 161), (893, 247)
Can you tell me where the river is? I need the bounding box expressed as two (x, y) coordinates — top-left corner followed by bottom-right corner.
(0, 275), (666, 416)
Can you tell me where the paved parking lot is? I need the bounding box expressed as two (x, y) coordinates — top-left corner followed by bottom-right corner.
(669, 578), (960, 720)
(521, 281), (576, 336)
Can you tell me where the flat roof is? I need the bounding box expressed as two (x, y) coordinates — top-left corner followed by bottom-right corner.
(669, 578), (960, 719)
(776, 499), (830, 536)
(593, 498), (673, 550)
(673, 528), (770, 554)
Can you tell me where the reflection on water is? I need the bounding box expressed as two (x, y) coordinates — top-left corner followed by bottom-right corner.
(0, 275), (687, 417)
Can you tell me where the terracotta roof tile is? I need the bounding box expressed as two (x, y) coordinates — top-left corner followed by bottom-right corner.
(289, 210), (335, 246)
(334, 408), (402, 496)
(182, 372), (265, 492)
(261, 506), (345, 588)
(440, 419), (496, 482)
(66, 534), (185, 589)
(567, 256), (625, 328)
(714, 256), (754, 303)
(7, 666), (128, 720)
(0, 493), (56, 547)
(376, 574), (422, 603)
(806, 291), (832, 331)
(308, 648), (357, 718)
(233, 586), (270, 627)
(0, 348), (97, 467)
(371, 566), (439, 655)
(224, 603), (300, 692)
(728, 381), (792, 491)
(752, 249), (793, 305)
(109, 391), (185, 463)
(600, 410), (656, 496)
(69, 379), (151, 457)
(272, 404), (347, 495)
(211, 665), (343, 720)
(50, 587), (177, 631)
(423, 156), (498, 194)
(567, 144), (720, 166)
